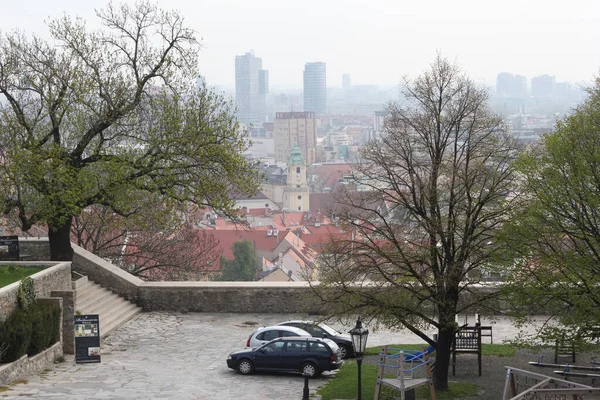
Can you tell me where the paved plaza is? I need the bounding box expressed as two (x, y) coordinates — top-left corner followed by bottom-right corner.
(1, 312), (538, 399)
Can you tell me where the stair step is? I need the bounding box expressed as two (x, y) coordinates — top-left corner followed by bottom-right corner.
(76, 283), (112, 305)
(74, 279), (141, 338)
(77, 290), (122, 313)
(101, 305), (142, 337)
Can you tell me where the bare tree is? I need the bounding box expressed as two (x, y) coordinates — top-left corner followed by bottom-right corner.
(315, 55), (517, 390)
(72, 204), (220, 280)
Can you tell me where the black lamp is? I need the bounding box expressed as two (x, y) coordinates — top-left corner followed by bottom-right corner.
(348, 316), (369, 400)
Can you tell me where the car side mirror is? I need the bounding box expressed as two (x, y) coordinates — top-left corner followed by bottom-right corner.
(322, 333), (328, 338)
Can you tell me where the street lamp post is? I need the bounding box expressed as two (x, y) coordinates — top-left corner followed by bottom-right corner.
(348, 316), (369, 400)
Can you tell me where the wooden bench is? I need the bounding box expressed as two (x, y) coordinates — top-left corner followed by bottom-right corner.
(452, 326), (482, 376)
(479, 325), (493, 344)
(554, 336), (576, 364)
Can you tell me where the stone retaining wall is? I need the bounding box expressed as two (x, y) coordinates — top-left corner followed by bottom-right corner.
(0, 342), (62, 386)
(70, 243), (321, 313)
(138, 282), (320, 313)
(72, 245), (142, 302)
(18, 238), (51, 261)
(0, 262), (71, 319)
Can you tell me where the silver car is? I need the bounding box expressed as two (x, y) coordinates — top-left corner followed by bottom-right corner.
(246, 326), (311, 348)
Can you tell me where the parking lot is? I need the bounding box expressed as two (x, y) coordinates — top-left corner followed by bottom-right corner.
(1, 312), (532, 399)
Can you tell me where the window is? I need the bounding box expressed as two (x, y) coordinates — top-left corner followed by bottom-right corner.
(263, 341), (285, 352)
(296, 167), (301, 173)
(297, 195), (302, 200)
(298, 206), (301, 211)
(308, 342), (329, 353)
(265, 203), (269, 208)
(285, 341), (306, 352)
(257, 330), (282, 341)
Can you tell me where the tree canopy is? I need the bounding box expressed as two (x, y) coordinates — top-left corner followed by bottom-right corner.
(314, 55), (518, 390)
(213, 240), (257, 282)
(503, 79), (600, 343)
(0, 2), (260, 260)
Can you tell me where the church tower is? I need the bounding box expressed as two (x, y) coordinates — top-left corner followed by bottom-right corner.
(284, 144), (310, 211)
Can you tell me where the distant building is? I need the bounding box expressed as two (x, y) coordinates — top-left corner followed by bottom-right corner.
(342, 73), (351, 91)
(273, 112), (317, 166)
(531, 74), (556, 98)
(303, 62), (326, 114)
(496, 73), (527, 98)
(235, 52), (269, 125)
(374, 110), (389, 139)
(283, 144), (310, 212)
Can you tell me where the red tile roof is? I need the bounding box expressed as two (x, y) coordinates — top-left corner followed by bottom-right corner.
(310, 163), (352, 190)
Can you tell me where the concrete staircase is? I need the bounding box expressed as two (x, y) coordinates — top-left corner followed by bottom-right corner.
(74, 278), (142, 338)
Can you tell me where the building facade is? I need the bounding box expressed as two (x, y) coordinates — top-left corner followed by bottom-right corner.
(273, 112), (317, 166)
(235, 52), (269, 125)
(303, 62), (326, 114)
(283, 144), (310, 212)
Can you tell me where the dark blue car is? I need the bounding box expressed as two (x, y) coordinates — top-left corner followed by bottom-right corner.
(226, 337), (343, 378)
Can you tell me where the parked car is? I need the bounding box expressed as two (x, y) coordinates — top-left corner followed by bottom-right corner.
(227, 337), (343, 378)
(246, 326), (311, 348)
(276, 320), (354, 359)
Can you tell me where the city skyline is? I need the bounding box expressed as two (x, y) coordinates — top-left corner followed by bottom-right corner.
(3, 0), (600, 89)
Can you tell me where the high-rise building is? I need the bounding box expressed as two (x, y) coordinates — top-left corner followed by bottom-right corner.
(303, 62), (326, 114)
(235, 52), (269, 125)
(273, 112), (317, 166)
(531, 75), (555, 98)
(496, 73), (527, 97)
(342, 73), (351, 91)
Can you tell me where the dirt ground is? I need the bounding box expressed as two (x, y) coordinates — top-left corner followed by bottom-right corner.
(366, 347), (600, 399)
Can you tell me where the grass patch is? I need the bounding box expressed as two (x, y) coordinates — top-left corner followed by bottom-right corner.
(317, 361), (480, 400)
(365, 343), (516, 357)
(0, 386), (9, 392)
(317, 361), (381, 400)
(8, 380), (27, 385)
(0, 266), (44, 288)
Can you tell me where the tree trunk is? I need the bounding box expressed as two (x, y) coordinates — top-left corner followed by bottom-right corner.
(433, 323), (455, 391)
(48, 216), (74, 261)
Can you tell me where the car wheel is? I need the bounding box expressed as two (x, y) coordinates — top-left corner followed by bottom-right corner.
(237, 359), (254, 375)
(338, 344), (349, 359)
(301, 362), (320, 378)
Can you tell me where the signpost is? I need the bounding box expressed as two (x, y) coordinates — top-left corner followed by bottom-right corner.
(0, 236), (20, 261)
(74, 314), (101, 364)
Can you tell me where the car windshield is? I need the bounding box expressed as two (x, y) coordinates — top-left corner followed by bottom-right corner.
(320, 323), (340, 336)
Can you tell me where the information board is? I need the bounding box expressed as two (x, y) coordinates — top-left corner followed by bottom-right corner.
(0, 236), (20, 261)
(74, 314), (101, 363)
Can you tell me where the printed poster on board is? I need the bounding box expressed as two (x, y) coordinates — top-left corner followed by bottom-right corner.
(74, 314), (101, 363)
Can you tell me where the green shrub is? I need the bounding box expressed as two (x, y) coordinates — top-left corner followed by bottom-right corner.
(16, 277), (35, 309)
(0, 308), (33, 362)
(28, 301), (61, 356)
(0, 300), (61, 363)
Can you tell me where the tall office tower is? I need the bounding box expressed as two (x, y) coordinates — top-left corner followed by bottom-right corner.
(531, 74), (556, 98)
(496, 73), (527, 97)
(303, 62), (326, 114)
(342, 73), (351, 91)
(273, 112), (317, 166)
(235, 52), (269, 125)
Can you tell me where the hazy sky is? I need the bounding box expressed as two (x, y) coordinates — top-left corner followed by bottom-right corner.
(3, 0), (600, 89)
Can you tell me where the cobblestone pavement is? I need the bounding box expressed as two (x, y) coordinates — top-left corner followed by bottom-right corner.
(0, 313), (541, 399)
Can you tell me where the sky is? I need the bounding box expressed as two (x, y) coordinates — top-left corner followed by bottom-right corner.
(3, 0), (600, 90)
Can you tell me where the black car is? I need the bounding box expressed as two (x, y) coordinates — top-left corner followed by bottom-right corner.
(276, 320), (355, 359)
(226, 337), (343, 378)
